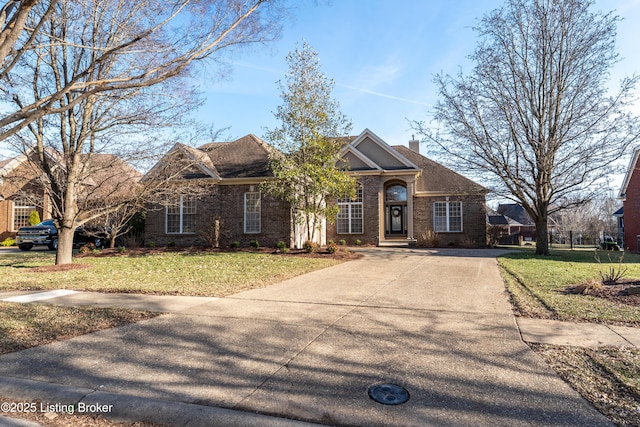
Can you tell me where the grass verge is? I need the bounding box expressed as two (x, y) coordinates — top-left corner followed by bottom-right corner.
(532, 345), (640, 426)
(0, 302), (158, 355)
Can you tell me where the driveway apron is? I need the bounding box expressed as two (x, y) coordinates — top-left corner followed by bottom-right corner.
(0, 248), (612, 426)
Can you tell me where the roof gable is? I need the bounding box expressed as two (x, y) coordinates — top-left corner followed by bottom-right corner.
(497, 204), (534, 226)
(339, 129), (420, 172)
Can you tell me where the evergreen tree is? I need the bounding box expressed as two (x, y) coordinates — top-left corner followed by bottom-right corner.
(264, 41), (356, 242)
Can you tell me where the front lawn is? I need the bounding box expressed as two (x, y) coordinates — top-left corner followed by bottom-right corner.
(499, 249), (640, 325)
(0, 250), (345, 296)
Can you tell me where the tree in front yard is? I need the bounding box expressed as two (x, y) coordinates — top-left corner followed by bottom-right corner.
(4, 0), (286, 265)
(414, 0), (640, 255)
(263, 41), (356, 242)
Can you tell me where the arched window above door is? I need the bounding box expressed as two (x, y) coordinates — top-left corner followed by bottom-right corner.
(385, 184), (407, 202)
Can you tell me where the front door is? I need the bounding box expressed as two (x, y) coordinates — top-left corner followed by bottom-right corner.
(389, 205), (404, 235)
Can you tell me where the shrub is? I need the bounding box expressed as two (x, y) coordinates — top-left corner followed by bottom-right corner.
(79, 243), (96, 254)
(167, 241), (176, 248)
(230, 241), (240, 249)
(338, 239), (346, 246)
(303, 240), (319, 253)
(595, 250), (627, 286)
(0, 237), (16, 247)
(355, 239), (362, 246)
(147, 241), (156, 248)
(250, 240), (260, 248)
(327, 239), (334, 245)
(275, 241), (287, 250)
(421, 230), (441, 247)
(118, 246), (127, 253)
(28, 210), (41, 226)
(326, 243), (338, 254)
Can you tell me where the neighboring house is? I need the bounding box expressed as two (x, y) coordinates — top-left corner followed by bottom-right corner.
(613, 206), (624, 246)
(488, 203), (537, 245)
(144, 129), (488, 248)
(0, 154), (51, 241)
(619, 146), (640, 251)
(0, 150), (140, 242)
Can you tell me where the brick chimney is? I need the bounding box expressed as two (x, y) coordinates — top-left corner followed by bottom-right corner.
(409, 135), (420, 153)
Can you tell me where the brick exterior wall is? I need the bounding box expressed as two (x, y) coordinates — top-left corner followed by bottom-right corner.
(414, 194), (487, 247)
(624, 164), (640, 252)
(0, 160), (49, 241)
(145, 183), (292, 249)
(326, 175), (381, 245)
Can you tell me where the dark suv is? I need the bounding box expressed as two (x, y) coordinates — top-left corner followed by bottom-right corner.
(16, 220), (108, 251)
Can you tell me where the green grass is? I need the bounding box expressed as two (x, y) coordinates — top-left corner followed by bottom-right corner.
(499, 248), (640, 325)
(0, 251), (343, 297)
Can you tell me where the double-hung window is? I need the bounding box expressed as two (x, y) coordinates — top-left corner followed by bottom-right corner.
(244, 192), (261, 234)
(337, 185), (363, 234)
(434, 201), (462, 232)
(166, 195), (196, 234)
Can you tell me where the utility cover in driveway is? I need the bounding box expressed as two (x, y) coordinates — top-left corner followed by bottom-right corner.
(368, 383), (410, 405)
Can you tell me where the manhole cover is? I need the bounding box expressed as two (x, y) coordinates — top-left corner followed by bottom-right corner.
(368, 383), (410, 405)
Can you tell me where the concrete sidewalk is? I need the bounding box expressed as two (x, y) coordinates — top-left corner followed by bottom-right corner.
(0, 248), (617, 426)
(2, 288), (638, 349)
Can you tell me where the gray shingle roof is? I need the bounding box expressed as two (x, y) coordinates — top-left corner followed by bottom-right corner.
(199, 134), (277, 178)
(497, 204), (534, 226)
(391, 146), (486, 194)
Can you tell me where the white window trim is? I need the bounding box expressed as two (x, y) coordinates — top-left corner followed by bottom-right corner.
(12, 198), (36, 231)
(165, 195), (196, 234)
(337, 185), (363, 234)
(244, 192), (261, 234)
(434, 201), (463, 232)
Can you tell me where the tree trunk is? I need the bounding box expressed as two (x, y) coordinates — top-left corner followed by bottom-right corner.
(56, 227), (75, 265)
(535, 217), (550, 256)
(110, 236), (116, 249)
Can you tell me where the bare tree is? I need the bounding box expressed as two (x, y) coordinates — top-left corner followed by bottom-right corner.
(0, 1), (57, 77)
(414, 0), (640, 255)
(4, 0), (285, 264)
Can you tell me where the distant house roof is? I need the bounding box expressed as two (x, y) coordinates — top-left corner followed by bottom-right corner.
(392, 146), (487, 194)
(497, 204), (534, 226)
(613, 206), (624, 217)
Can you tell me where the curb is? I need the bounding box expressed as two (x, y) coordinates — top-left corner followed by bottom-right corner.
(0, 376), (323, 427)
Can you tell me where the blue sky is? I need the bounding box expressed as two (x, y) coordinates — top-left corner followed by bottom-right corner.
(197, 0), (640, 154)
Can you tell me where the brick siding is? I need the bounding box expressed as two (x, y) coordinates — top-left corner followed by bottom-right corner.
(145, 183), (292, 249)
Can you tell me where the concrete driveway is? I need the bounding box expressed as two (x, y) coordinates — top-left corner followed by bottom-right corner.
(0, 248), (612, 426)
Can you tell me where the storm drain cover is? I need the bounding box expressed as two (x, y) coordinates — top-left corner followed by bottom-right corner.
(368, 383), (410, 405)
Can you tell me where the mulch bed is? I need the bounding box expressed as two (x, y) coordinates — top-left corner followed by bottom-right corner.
(74, 246), (362, 260)
(564, 280), (640, 308)
(29, 263), (92, 273)
(587, 282), (640, 307)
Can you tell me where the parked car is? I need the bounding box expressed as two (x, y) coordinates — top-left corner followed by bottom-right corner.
(16, 220), (108, 251)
